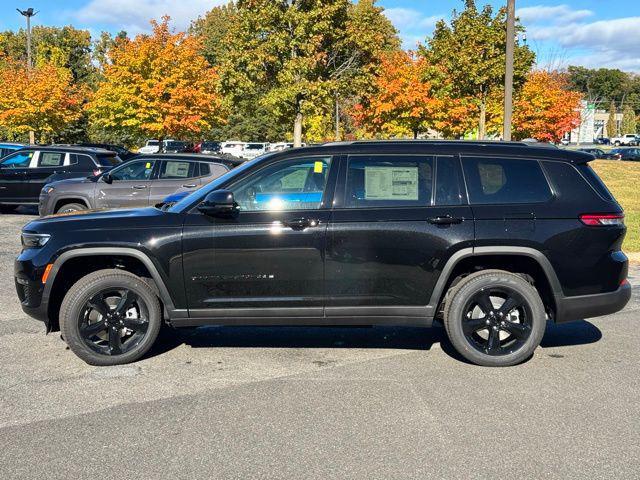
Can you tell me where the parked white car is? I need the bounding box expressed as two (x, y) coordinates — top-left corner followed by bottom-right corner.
(241, 143), (269, 159)
(610, 134), (638, 146)
(138, 139), (161, 154)
(267, 142), (306, 152)
(221, 141), (246, 157)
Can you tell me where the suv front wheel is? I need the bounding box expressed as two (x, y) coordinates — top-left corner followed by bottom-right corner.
(443, 270), (546, 367)
(60, 269), (162, 366)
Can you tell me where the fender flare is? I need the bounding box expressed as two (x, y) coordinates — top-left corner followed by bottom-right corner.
(42, 247), (176, 311)
(427, 246), (563, 312)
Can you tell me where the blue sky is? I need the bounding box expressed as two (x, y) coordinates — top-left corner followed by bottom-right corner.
(2, 0), (639, 71)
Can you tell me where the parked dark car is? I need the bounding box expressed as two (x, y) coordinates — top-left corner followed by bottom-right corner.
(77, 143), (136, 161)
(163, 141), (194, 153)
(0, 142), (25, 159)
(595, 137), (610, 145)
(15, 140), (630, 367)
(609, 148), (640, 161)
(38, 153), (229, 216)
(577, 148), (620, 160)
(197, 141), (222, 154)
(0, 146), (120, 213)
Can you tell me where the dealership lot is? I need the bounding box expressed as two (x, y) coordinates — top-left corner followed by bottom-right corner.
(1, 210), (639, 479)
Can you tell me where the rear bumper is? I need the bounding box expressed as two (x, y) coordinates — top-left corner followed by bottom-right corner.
(555, 281), (632, 323)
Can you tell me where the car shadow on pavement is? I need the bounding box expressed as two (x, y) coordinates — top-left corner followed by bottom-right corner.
(145, 319), (602, 363)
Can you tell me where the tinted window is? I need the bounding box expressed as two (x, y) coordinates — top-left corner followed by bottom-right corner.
(435, 156), (464, 205)
(463, 157), (552, 204)
(110, 160), (154, 181)
(159, 161), (196, 179)
(96, 153), (121, 166)
(230, 157), (332, 211)
(70, 154), (97, 169)
(577, 164), (616, 202)
(38, 152), (64, 167)
(345, 155), (433, 208)
(0, 151), (33, 168)
(199, 163), (210, 176)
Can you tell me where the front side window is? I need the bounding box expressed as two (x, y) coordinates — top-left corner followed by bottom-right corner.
(0, 151), (33, 168)
(38, 152), (64, 167)
(110, 160), (154, 181)
(463, 157), (552, 204)
(345, 155), (433, 208)
(230, 157), (332, 211)
(159, 161), (196, 179)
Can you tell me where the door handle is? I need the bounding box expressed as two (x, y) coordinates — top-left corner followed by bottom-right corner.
(182, 184), (197, 188)
(132, 185), (148, 190)
(427, 215), (463, 225)
(284, 217), (320, 230)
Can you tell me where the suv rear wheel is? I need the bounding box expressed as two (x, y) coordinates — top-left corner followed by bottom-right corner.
(443, 270), (546, 367)
(59, 269), (162, 366)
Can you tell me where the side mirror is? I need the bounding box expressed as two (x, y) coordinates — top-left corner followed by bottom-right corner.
(102, 173), (113, 184)
(198, 189), (238, 217)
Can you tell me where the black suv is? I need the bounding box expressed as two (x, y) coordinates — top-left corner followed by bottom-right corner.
(0, 145), (121, 212)
(15, 141), (630, 367)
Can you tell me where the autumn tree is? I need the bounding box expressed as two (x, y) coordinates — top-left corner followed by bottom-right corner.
(621, 104), (637, 135)
(0, 59), (86, 143)
(420, 0), (535, 139)
(512, 71), (581, 143)
(352, 51), (441, 139)
(87, 17), (225, 144)
(190, 3), (237, 66)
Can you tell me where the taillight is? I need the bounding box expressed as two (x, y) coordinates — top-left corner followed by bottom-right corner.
(579, 213), (625, 226)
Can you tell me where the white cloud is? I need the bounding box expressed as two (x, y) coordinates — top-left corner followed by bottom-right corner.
(383, 7), (443, 49)
(72, 0), (225, 33)
(516, 5), (593, 24)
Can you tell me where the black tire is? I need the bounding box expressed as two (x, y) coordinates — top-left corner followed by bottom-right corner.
(0, 204), (16, 214)
(59, 269), (162, 366)
(56, 202), (86, 214)
(443, 269), (546, 367)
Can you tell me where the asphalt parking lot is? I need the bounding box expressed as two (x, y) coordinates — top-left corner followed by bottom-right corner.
(0, 209), (639, 479)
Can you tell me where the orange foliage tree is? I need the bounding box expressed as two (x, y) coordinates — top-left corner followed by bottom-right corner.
(0, 59), (85, 142)
(513, 70), (582, 142)
(351, 51), (441, 138)
(87, 17), (225, 142)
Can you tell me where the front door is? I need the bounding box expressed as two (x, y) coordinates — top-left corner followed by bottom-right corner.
(325, 154), (474, 319)
(94, 159), (155, 209)
(0, 150), (35, 203)
(182, 156), (336, 318)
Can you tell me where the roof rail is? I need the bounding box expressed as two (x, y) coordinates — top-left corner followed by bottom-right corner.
(322, 139), (528, 147)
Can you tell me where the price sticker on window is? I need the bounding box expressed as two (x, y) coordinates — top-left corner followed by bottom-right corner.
(314, 161), (324, 173)
(145, 162), (152, 169)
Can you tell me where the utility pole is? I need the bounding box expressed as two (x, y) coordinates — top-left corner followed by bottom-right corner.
(334, 94), (340, 141)
(17, 7), (37, 145)
(503, 0), (515, 141)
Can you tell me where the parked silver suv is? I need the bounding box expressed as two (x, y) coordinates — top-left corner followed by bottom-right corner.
(38, 154), (229, 216)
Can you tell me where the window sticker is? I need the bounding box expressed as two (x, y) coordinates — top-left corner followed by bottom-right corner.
(364, 166), (419, 200)
(165, 162), (189, 177)
(145, 162), (152, 169)
(314, 161), (324, 173)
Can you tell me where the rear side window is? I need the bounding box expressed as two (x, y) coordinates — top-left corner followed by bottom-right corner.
(70, 154), (96, 169)
(462, 157), (552, 204)
(96, 153), (121, 166)
(435, 156), (464, 205)
(345, 155), (433, 208)
(577, 164), (616, 202)
(159, 161), (197, 179)
(38, 152), (64, 167)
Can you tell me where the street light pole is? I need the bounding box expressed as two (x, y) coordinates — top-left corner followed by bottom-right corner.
(17, 7), (37, 144)
(503, 0), (515, 141)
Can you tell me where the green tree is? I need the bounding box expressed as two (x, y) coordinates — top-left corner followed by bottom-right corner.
(621, 104), (637, 135)
(607, 100), (618, 137)
(190, 3), (237, 66)
(419, 0), (535, 139)
(567, 66), (631, 105)
(217, 0), (399, 144)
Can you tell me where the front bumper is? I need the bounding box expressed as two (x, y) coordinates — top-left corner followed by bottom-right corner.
(555, 281), (632, 323)
(15, 257), (50, 325)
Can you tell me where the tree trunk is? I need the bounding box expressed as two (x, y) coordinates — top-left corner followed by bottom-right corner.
(478, 100), (486, 140)
(413, 129), (418, 139)
(293, 107), (303, 147)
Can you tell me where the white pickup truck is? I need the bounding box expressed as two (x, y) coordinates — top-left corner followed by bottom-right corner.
(610, 134), (638, 146)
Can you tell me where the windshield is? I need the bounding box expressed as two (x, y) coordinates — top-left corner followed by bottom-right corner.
(246, 144), (263, 150)
(147, 140), (159, 146)
(165, 141), (186, 148)
(167, 154), (275, 213)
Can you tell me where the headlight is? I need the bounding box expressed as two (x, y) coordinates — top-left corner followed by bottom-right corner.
(21, 232), (51, 248)
(42, 186), (55, 194)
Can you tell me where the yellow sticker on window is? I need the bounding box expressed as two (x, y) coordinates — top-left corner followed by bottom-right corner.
(145, 162), (152, 169)
(314, 161), (323, 173)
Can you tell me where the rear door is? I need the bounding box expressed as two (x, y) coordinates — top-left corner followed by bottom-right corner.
(325, 154), (474, 319)
(0, 150), (35, 202)
(27, 150), (68, 199)
(148, 159), (200, 206)
(94, 159), (155, 209)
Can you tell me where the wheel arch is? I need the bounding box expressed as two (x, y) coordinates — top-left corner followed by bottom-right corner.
(429, 246), (562, 320)
(53, 197), (90, 213)
(43, 248), (176, 331)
